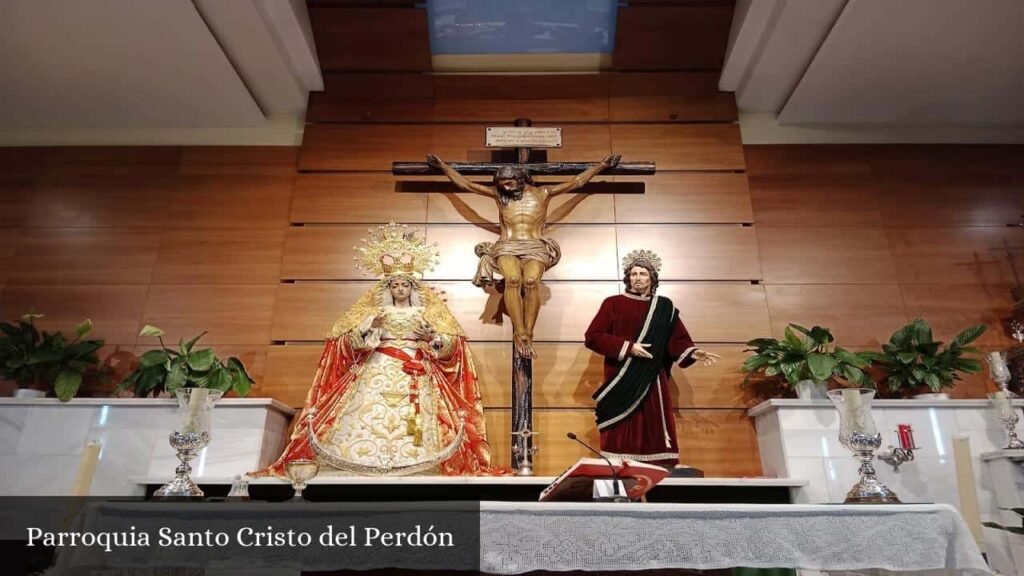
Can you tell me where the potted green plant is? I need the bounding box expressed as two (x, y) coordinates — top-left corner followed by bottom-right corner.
(866, 318), (986, 399)
(0, 312), (107, 401)
(118, 325), (253, 398)
(742, 324), (875, 399)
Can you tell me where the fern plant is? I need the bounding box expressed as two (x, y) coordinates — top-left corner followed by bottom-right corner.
(865, 319), (985, 395)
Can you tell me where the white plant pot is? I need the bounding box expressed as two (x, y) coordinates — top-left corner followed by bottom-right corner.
(794, 380), (828, 400)
(912, 392), (950, 400)
(12, 388), (46, 398)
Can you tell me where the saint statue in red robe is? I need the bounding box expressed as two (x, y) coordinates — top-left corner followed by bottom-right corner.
(584, 249), (720, 467)
(253, 224), (503, 477)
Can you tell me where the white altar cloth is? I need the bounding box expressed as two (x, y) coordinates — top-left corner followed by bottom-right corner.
(46, 501), (989, 575)
(481, 502), (990, 575)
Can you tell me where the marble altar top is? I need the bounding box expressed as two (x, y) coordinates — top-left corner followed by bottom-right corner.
(0, 396), (296, 414)
(748, 397), (1024, 417)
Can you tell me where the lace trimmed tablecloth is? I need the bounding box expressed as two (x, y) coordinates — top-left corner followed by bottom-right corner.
(45, 501), (990, 575)
(480, 502), (990, 575)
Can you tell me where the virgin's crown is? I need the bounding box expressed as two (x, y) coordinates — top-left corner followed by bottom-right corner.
(354, 223), (439, 279)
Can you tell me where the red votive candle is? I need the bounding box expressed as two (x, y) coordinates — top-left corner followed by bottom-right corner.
(897, 424), (915, 450)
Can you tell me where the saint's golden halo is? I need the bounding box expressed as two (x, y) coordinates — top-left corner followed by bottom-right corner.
(622, 249), (663, 274)
(353, 223), (439, 279)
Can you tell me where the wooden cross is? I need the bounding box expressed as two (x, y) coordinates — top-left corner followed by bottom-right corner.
(392, 118), (656, 474)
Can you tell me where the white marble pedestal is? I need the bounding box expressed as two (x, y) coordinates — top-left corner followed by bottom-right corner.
(0, 398), (295, 496)
(750, 398), (1022, 574)
(981, 450), (1024, 575)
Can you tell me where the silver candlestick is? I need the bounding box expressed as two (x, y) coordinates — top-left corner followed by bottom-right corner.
(827, 388), (901, 504)
(512, 429), (540, 476)
(154, 388), (224, 499)
(989, 391), (1024, 449)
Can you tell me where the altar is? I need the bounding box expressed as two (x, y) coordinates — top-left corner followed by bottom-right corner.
(34, 500), (988, 575)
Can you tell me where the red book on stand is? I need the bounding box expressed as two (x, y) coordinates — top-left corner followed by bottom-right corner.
(539, 457), (670, 502)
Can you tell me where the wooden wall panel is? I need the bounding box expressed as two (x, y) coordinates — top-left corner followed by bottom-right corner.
(886, 227), (1024, 286)
(543, 124), (612, 163)
(170, 176), (292, 228)
(765, 284), (909, 347)
(40, 147), (181, 177)
(610, 124), (745, 170)
(876, 176), (1023, 228)
(486, 408), (761, 477)
(27, 176), (175, 228)
(0, 179), (33, 227)
(141, 285), (277, 346)
(0, 228), (19, 286)
(676, 411), (762, 477)
(425, 224), (499, 281)
(433, 75), (610, 123)
(744, 145), (872, 177)
(300, 125), (432, 171)
(310, 6), (431, 72)
(617, 225), (762, 280)
(177, 146), (298, 176)
(612, 5), (734, 70)
(9, 229), (160, 285)
(757, 227), (898, 284)
(264, 345), (323, 407)
(272, 282), (384, 342)
(609, 72), (737, 122)
(900, 284), (1017, 347)
(309, 72), (739, 124)
(291, 174), (427, 224)
(531, 282), (619, 342)
(0, 285), (148, 345)
(282, 225), (426, 280)
(749, 174), (882, 227)
(657, 283), (771, 343)
(152, 228), (285, 284)
(614, 173), (752, 223)
(309, 73), (435, 123)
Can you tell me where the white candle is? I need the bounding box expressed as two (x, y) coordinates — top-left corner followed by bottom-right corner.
(841, 388), (862, 408)
(951, 435), (985, 550)
(71, 441), (101, 496)
(993, 390), (1012, 416)
(988, 351), (1011, 381)
(185, 387), (210, 433)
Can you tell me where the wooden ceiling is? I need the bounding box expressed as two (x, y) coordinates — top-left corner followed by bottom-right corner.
(306, 1), (736, 73)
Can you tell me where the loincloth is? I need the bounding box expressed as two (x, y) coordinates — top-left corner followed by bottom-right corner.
(472, 237), (562, 287)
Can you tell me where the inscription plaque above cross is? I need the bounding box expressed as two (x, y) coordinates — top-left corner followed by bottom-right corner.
(393, 118), (656, 474)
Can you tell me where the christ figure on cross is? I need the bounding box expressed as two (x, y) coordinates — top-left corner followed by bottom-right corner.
(427, 153), (620, 357)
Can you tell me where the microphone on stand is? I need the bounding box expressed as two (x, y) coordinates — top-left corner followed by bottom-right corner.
(566, 432), (629, 502)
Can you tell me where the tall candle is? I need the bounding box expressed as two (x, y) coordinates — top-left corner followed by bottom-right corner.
(951, 435), (985, 550)
(185, 387), (210, 433)
(988, 351), (1011, 381)
(71, 441), (101, 496)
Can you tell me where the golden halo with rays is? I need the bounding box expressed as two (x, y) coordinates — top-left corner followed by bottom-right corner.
(353, 223), (439, 279)
(621, 249), (663, 274)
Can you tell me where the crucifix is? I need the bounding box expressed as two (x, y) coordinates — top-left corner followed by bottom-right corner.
(393, 118), (655, 474)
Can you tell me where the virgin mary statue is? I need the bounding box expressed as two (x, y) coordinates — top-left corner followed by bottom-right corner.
(254, 224), (500, 477)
